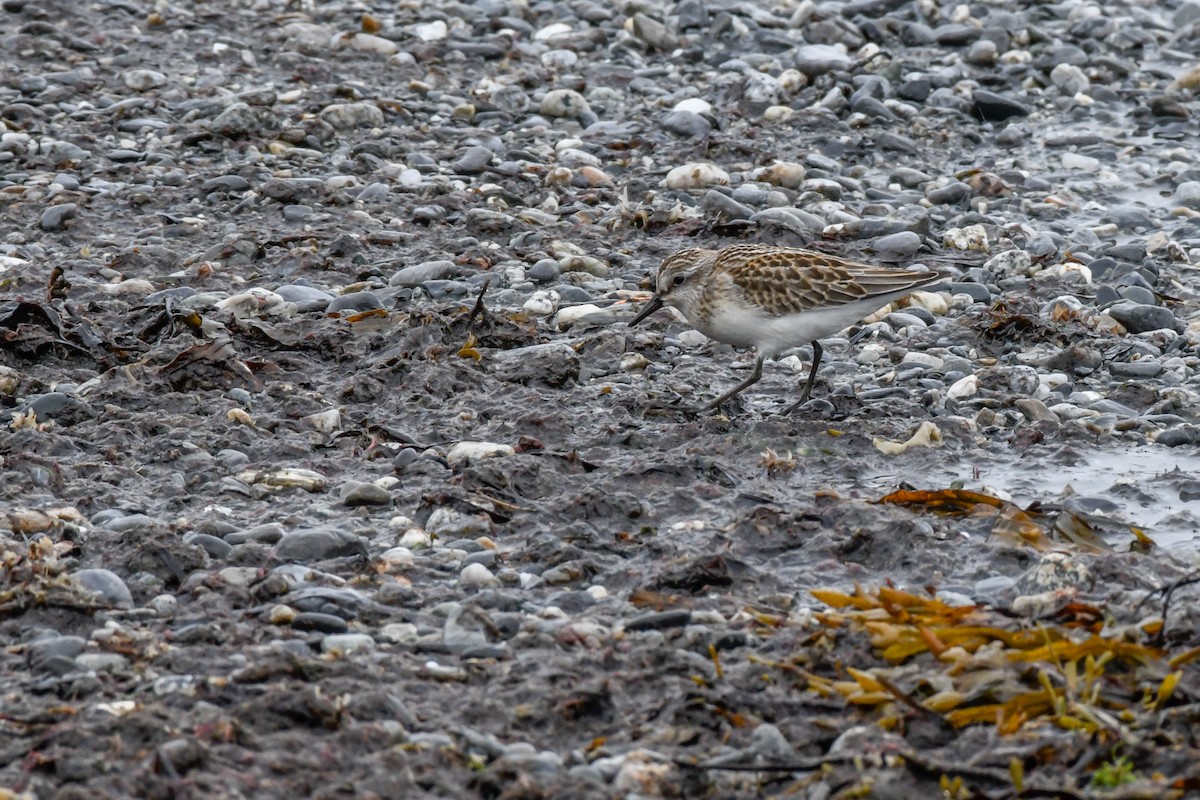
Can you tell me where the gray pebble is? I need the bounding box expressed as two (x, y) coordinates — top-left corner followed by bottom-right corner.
(326, 291), (385, 313)
(72, 568), (134, 609)
(320, 101), (384, 129)
(870, 231), (923, 258)
(926, 182), (971, 205)
(1109, 361), (1163, 378)
(390, 260), (458, 287)
(274, 526), (366, 562)
(201, 175), (251, 193)
(702, 190), (754, 221)
(454, 145), (494, 174)
(339, 480), (391, 506)
(184, 533), (234, 559)
(1175, 181), (1200, 209)
(355, 182), (390, 202)
(972, 90), (1029, 121)
(795, 44), (852, 75)
(40, 203), (77, 231)
(1108, 301), (1178, 333)
(948, 282), (991, 302)
(661, 110), (711, 138)
(527, 259), (560, 282)
(291, 612), (349, 633)
(1157, 424), (1200, 447)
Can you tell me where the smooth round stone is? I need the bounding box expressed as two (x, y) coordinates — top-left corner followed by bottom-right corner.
(1108, 302), (1178, 333)
(355, 182), (389, 202)
(390, 260), (457, 287)
(1109, 361), (1163, 378)
(1175, 181), (1200, 209)
(72, 569), (133, 609)
(454, 145), (494, 173)
(947, 282), (991, 303)
(527, 259), (560, 282)
(281, 204), (312, 221)
(1157, 424), (1200, 447)
(794, 44), (851, 75)
(274, 284), (334, 310)
(274, 527), (365, 562)
(319, 101), (384, 129)
(40, 203), (77, 231)
(291, 612), (349, 633)
(326, 291), (384, 313)
(974, 575), (1016, 597)
(884, 312), (927, 330)
(201, 175), (251, 193)
(660, 110), (711, 138)
(1118, 286), (1156, 306)
(540, 89), (589, 118)
(870, 231), (922, 258)
(972, 90), (1029, 121)
(926, 182), (971, 205)
(339, 480), (391, 506)
(184, 533), (234, 559)
(965, 39), (997, 66)
(460, 562), (500, 587)
(702, 190), (753, 220)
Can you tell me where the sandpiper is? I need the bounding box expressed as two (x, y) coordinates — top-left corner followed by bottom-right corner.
(628, 243), (946, 413)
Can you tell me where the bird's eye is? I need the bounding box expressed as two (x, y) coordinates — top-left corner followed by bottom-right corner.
(671, 274), (686, 287)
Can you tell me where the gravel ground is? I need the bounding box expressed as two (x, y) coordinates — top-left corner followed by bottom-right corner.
(3, 0), (1200, 797)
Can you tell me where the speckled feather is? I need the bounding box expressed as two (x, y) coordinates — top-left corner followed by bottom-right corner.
(693, 244), (939, 320)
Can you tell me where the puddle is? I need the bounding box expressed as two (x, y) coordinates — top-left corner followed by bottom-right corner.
(929, 446), (1200, 549)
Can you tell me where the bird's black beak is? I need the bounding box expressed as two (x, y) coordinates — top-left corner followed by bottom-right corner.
(628, 296), (664, 327)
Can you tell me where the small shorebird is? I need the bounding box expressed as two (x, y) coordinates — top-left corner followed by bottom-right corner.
(628, 243), (946, 413)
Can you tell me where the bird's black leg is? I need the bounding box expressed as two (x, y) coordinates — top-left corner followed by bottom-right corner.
(783, 341), (822, 414)
(699, 355), (764, 412)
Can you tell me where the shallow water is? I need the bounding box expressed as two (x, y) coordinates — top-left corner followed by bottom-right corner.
(924, 446), (1200, 548)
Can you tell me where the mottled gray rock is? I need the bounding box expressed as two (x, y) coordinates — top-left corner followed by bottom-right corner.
(490, 343), (579, 387)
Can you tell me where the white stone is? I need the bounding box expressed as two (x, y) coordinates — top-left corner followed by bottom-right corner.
(554, 303), (607, 330)
(446, 441), (514, 465)
(754, 161), (806, 189)
(663, 162), (730, 190)
(907, 290), (948, 315)
(673, 98), (712, 115)
(534, 22), (573, 41)
(984, 249), (1032, 276)
(380, 547), (414, 567)
(345, 32), (398, 54)
(901, 352), (944, 369)
(1061, 152), (1100, 172)
(523, 290), (561, 316)
(460, 562), (500, 587)
(411, 20), (447, 41)
(943, 224), (989, 251)
(540, 89), (590, 118)
(398, 528), (432, 549)
(947, 373), (978, 399)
